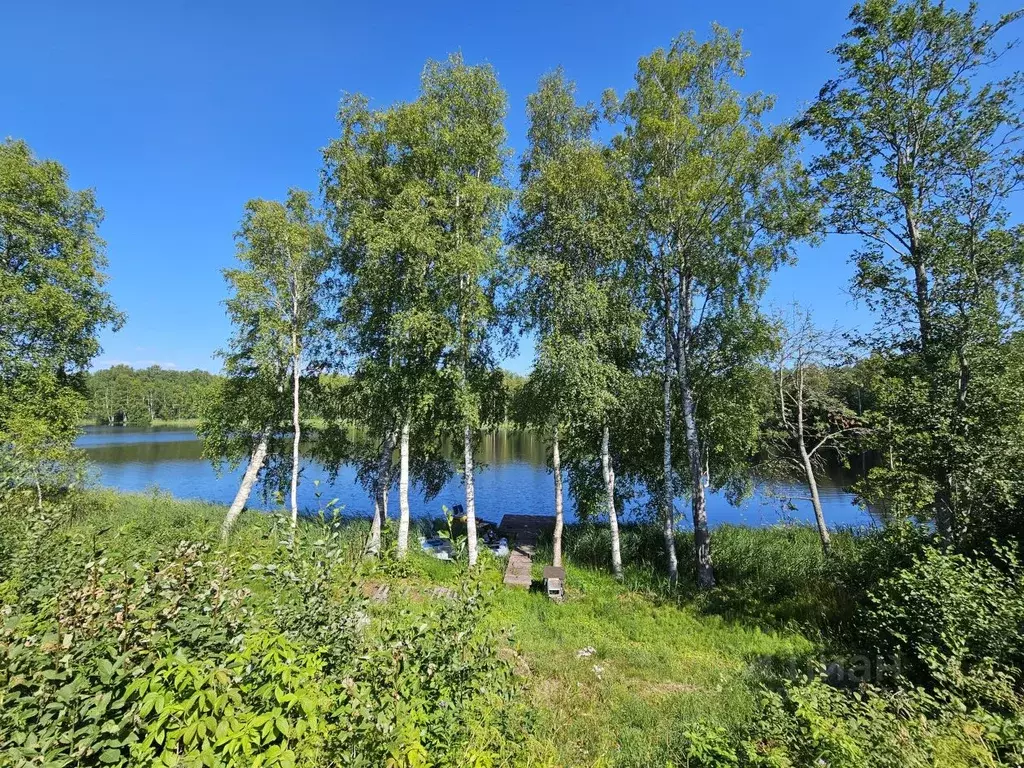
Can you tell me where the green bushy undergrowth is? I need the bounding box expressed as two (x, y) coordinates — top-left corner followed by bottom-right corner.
(5, 490), (1024, 766)
(867, 543), (1024, 711)
(0, 491), (529, 767)
(666, 677), (1024, 768)
(548, 518), (930, 633)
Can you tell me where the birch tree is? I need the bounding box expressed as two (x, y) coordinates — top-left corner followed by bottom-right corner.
(419, 55), (511, 568)
(323, 92), (454, 557)
(513, 70), (641, 579)
(808, 0), (1024, 544)
(203, 190), (329, 537)
(767, 308), (864, 554)
(511, 70), (598, 569)
(609, 27), (814, 588)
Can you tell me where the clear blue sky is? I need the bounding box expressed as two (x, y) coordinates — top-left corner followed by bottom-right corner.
(4, 0), (1020, 374)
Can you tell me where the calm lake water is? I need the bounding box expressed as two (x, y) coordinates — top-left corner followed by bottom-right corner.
(76, 427), (873, 529)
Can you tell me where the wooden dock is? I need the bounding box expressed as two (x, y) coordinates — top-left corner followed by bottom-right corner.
(499, 515), (555, 589)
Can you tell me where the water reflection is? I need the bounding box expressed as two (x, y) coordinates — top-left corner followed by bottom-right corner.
(77, 427), (873, 528)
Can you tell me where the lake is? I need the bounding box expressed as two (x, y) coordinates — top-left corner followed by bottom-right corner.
(76, 427), (874, 528)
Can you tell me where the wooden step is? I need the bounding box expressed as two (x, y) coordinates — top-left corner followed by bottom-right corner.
(498, 515), (554, 589)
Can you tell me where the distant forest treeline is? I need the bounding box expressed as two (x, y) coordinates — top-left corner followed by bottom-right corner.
(85, 366), (220, 425)
(84, 365), (532, 427)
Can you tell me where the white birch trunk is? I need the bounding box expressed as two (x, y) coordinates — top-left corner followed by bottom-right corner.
(680, 373), (713, 588)
(662, 357), (679, 584)
(290, 344), (301, 528)
(678, 277), (714, 589)
(601, 424), (623, 580)
(397, 418), (411, 558)
(369, 496), (383, 556)
(464, 423), (478, 567)
(662, 275), (679, 584)
(221, 428), (270, 540)
(367, 432), (394, 557)
(797, 380), (832, 555)
(801, 441), (832, 555)
(552, 424), (564, 568)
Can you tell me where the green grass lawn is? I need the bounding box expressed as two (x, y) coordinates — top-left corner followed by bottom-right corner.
(487, 571), (812, 766)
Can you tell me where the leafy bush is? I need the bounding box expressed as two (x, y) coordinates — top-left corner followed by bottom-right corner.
(0, 496), (529, 767)
(826, 518), (928, 601)
(329, 585), (525, 767)
(0, 536), (251, 765)
(667, 678), (1024, 768)
(867, 544), (1024, 709)
(130, 632), (329, 766)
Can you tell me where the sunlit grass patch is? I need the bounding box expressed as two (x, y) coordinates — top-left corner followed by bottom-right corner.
(484, 556), (815, 765)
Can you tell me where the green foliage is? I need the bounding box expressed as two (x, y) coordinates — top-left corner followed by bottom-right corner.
(512, 68), (642, 464)
(868, 544), (1024, 710)
(601, 24), (817, 586)
(10, 490), (1024, 767)
(0, 138), (123, 486)
(85, 365), (219, 426)
(413, 55), (512, 442)
(544, 517), (935, 638)
(321, 55), (512, 562)
(0, 494), (529, 767)
(200, 189), (331, 510)
(224, 189), (331, 387)
(436, 505), (469, 564)
(131, 632), (328, 766)
(9, 18), (1024, 768)
(321, 76), (462, 504)
(1, 534), (246, 765)
(667, 678), (1022, 768)
(808, 0), (1024, 544)
(862, 337), (1024, 545)
(331, 583), (523, 767)
(198, 372), (287, 490)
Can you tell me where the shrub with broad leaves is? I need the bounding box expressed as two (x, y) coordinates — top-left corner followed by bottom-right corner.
(0, 502), (529, 767)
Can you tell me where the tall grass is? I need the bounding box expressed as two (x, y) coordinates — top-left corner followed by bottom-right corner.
(533, 519), (909, 634)
(75, 489), (373, 563)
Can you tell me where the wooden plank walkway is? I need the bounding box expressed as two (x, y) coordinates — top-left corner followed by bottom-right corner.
(499, 515), (555, 588)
